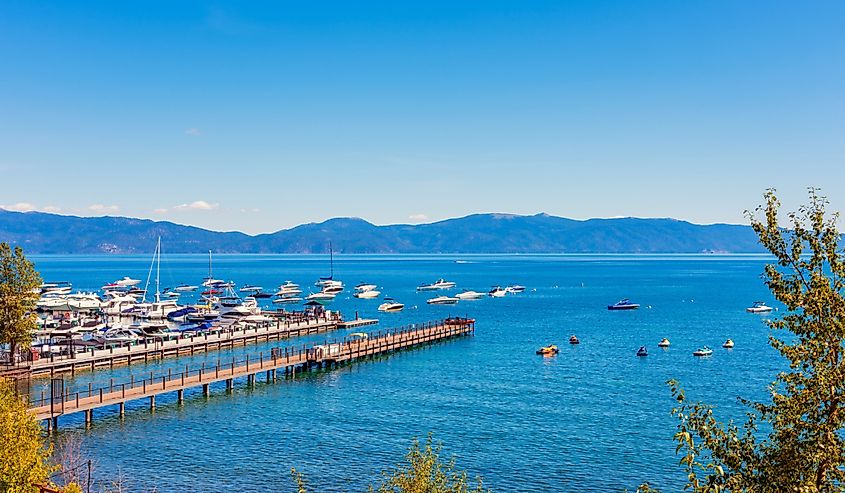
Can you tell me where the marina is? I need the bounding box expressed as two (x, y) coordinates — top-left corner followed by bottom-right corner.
(29, 318), (475, 429)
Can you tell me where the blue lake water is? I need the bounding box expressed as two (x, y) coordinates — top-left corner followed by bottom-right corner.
(30, 254), (781, 492)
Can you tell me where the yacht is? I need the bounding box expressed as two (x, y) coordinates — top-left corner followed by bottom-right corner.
(115, 277), (141, 287)
(239, 285), (263, 293)
(322, 284), (344, 294)
(488, 286), (507, 298)
(505, 285), (526, 294)
(355, 283), (378, 292)
(41, 282), (72, 296)
(427, 295), (459, 305)
(378, 298), (404, 312)
(746, 301), (773, 313)
(275, 282), (303, 297)
(354, 290), (381, 299)
(608, 299), (641, 310)
(455, 290), (485, 300)
(36, 294), (70, 311)
(100, 294), (137, 316)
(138, 300), (180, 319)
(174, 284), (199, 292)
(66, 293), (103, 311)
(306, 292), (336, 302)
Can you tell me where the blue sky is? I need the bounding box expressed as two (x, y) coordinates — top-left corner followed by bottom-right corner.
(1, 1), (843, 234)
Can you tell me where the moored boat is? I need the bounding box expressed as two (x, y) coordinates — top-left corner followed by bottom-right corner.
(722, 339), (734, 349)
(569, 335), (580, 345)
(455, 290), (485, 300)
(658, 338), (671, 348)
(746, 301), (773, 313)
(378, 298), (404, 312)
(608, 299), (640, 310)
(693, 346), (714, 357)
(536, 344), (559, 355)
(426, 296), (459, 305)
(354, 290), (381, 299)
(636, 346), (648, 357)
(488, 286), (507, 297)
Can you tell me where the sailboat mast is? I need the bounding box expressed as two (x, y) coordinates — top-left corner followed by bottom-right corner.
(329, 241), (333, 279)
(155, 237), (161, 303)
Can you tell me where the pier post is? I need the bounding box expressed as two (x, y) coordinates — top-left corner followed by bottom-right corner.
(203, 384), (209, 397)
(265, 370), (271, 382)
(51, 416), (58, 431)
(119, 402), (125, 417)
(177, 389), (184, 404)
(226, 379), (233, 391)
(247, 374), (255, 386)
(85, 409), (92, 426)
(149, 395), (156, 410)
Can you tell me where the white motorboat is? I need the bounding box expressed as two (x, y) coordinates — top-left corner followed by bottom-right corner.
(175, 284), (199, 292)
(41, 282), (72, 296)
(322, 284), (344, 294)
(455, 290), (485, 300)
(273, 297), (303, 304)
(427, 296), (459, 305)
(355, 283), (378, 292)
(378, 298), (404, 312)
(36, 294), (70, 311)
(746, 301), (773, 313)
(417, 279), (456, 291)
(275, 281), (303, 297)
(137, 300), (180, 319)
(66, 293), (103, 311)
(306, 292), (336, 301)
(488, 286), (507, 297)
(354, 290), (381, 299)
(505, 285), (526, 293)
(115, 276), (141, 287)
(239, 285), (263, 293)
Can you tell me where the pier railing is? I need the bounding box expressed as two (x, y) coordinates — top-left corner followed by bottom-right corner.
(28, 318), (474, 417)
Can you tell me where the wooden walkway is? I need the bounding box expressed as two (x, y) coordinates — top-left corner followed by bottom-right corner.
(30, 318), (474, 429)
(27, 315), (373, 378)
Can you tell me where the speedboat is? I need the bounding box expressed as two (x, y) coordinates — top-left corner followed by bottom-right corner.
(355, 283), (378, 292)
(322, 284), (344, 294)
(162, 290), (180, 298)
(505, 285), (526, 293)
(41, 282), (72, 295)
(693, 346), (714, 357)
(174, 284), (198, 292)
(746, 301), (773, 313)
(455, 290), (485, 300)
(378, 298), (404, 312)
(536, 345), (559, 356)
(722, 339), (734, 349)
(658, 338), (671, 348)
(608, 299), (640, 310)
(488, 286), (507, 298)
(239, 285), (263, 293)
(569, 335), (580, 345)
(306, 292), (336, 301)
(115, 277), (141, 287)
(417, 279), (456, 291)
(427, 296), (459, 305)
(636, 346), (648, 357)
(252, 292), (273, 299)
(354, 290), (381, 299)
(273, 297), (303, 304)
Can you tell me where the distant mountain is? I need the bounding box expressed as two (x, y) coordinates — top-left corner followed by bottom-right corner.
(0, 210), (764, 254)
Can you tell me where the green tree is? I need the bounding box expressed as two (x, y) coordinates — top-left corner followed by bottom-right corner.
(669, 189), (845, 492)
(0, 243), (41, 362)
(0, 377), (54, 493)
(292, 435), (487, 492)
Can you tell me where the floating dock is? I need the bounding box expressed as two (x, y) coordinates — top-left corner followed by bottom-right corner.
(30, 318), (474, 430)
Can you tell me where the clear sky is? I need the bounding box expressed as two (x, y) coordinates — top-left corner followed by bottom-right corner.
(1, 1), (843, 234)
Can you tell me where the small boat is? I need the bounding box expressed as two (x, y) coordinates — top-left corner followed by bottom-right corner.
(354, 290), (381, 299)
(378, 298), (404, 312)
(746, 301), (773, 313)
(251, 292), (273, 299)
(355, 283), (378, 292)
(608, 299), (641, 310)
(427, 296), (459, 305)
(239, 285), (263, 293)
(536, 345), (559, 356)
(455, 290), (485, 300)
(322, 285), (344, 294)
(488, 286), (507, 298)
(115, 277), (141, 287)
(722, 339), (734, 349)
(505, 285), (526, 293)
(569, 335), (580, 345)
(658, 338), (671, 348)
(273, 297), (303, 304)
(174, 284), (198, 292)
(162, 290), (180, 298)
(417, 279), (456, 291)
(636, 346), (648, 357)
(306, 292), (336, 301)
(693, 346), (714, 357)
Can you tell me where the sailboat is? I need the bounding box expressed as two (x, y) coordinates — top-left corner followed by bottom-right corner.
(315, 242), (343, 290)
(138, 238), (179, 319)
(202, 250), (225, 287)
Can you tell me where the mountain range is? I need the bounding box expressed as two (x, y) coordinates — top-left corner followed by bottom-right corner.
(0, 209), (764, 254)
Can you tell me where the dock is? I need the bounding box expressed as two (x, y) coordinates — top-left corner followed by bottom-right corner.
(25, 314), (374, 378)
(29, 318), (474, 429)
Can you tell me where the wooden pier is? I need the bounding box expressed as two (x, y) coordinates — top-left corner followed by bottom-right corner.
(27, 315), (375, 378)
(30, 318), (474, 429)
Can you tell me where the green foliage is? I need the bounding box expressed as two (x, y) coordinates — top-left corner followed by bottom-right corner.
(369, 435), (487, 493)
(292, 435), (487, 493)
(669, 189), (845, 492)
(0, 243), (41, 357)
(0, 378), (54, 493)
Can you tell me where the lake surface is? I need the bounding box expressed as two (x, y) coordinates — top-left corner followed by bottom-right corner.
(30, 254), (781, 492)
